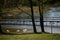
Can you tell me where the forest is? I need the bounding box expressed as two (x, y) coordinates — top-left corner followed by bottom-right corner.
(0, 0), (60, 8)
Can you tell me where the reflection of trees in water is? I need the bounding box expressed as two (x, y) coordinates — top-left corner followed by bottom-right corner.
(1, 7), (31, 19)
(44, 7), (60, 17)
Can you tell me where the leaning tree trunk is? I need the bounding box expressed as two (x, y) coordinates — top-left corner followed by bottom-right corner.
(38, 0), (45, 32)
(29, 0), (37, 33)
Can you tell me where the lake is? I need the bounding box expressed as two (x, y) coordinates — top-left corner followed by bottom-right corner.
(1, 7), (60, 34)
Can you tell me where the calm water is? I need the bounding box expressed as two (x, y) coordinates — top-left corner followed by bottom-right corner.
(1, 7), (60, 34)
(1, 25), (60, 33)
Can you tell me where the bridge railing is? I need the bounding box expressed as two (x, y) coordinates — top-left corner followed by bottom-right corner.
(0, 17), (60, 27)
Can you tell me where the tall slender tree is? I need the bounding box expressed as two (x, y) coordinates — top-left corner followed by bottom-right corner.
(0, 0), (4, 33)
(29, 0), (37, 33)
(0, 9), (2, 33)
(38, 0), (45, 32)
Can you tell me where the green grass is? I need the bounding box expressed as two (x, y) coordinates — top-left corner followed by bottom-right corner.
(0, 33), (60, 40)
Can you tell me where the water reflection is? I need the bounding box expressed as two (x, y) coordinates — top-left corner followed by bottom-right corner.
(1, 7), (60, 33)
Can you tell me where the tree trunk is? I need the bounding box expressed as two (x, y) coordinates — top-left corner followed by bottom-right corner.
(29, 0), (37, 33)
(0, 25), (2, 33)
(38, 0), (45, 32)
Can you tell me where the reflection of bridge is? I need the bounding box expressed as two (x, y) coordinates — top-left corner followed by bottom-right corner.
(44, 17), (60, 21)
(0, 17), (60, 27)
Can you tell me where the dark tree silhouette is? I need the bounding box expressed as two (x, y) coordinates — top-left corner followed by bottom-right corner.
(0, 0), (4, 33)
(29, 0), (37, 33)
(38, 0), (45, 32)
(0, 7), (2, 33)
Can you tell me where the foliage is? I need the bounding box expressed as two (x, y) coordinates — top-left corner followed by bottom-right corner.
(0, 0), (60, 19)
(0, 0), (60, 8)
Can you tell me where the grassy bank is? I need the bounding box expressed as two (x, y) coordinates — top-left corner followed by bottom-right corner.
(0, 33), (60, 40)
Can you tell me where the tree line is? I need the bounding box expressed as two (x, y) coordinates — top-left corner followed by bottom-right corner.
(0, 0), (60, 8)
